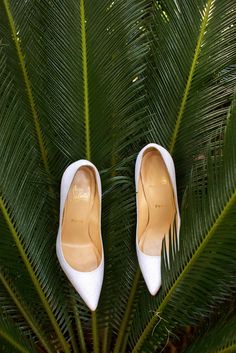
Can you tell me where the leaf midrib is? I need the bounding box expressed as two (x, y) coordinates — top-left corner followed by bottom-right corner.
(132, 188), (236, 352)
(0, 328), (29, 353)
(3, 0), (51, 177)
(113, 269), (141, 353)
(0, 272), (55, 353)
(80, 0), (91, 160)
(0, 197), (70, 353)
(217, 343), (236, 353)
(169, 0), (212, 154)
(118, 3), (213, 351)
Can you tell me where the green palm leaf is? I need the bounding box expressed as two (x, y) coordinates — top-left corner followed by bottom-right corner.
(114, 1), (236, 350)
(1, 0), (149, 351)
(0, 311), (37, 353)
(0, 271), (55, 353)
(127, 93), (236, 352)
(0, 7), (73, 351)
(1, 0), (236, 352)
(184, 314), (236, 353)
(147, 0), (236, 189)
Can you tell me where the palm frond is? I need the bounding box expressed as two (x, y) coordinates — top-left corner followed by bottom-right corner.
(0, 271), (55, 353)
(127, 91), (236, 352)
(1, 0), (151, 350)
(0, 0), (52, 181)
(0, 23), (72, 352)
(41, 0), (150, 167)
(147, 0), (236, 191)
(0, 312), (37, 353)
(115, 1), (236, 350)
(1, 0), (236, 351)
(184, 314), (236, 353)
(113, 0), (236, 349)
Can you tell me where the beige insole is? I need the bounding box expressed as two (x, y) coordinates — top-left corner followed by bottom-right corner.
(61, 166), (101, 272)
(138, 149), (176, 256)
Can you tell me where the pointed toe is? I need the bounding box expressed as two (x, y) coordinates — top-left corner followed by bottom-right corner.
(85, 295), (99, 312)
(57, 236), (104, 311)
(137, 249), (162, 295)
(145, 270), (161, 296)
(70, 262), (104, 311)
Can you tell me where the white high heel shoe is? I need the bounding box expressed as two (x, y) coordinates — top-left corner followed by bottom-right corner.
(135, 143), (180, 295)
(56, 160), (104, 311)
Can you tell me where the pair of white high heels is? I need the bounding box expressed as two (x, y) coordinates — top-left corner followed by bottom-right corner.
(56, 143), (180, 311)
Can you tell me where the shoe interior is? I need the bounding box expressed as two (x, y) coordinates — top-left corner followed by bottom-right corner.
(138, 148), (176, 256)
(61, 166), (102, 272)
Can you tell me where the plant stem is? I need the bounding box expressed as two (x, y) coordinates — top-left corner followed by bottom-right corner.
(121, 334), (129, 353)
(219, 344), (236, 353)
(0, 198), (70, 353)
(2, 0), (51, 179)
(168, 0), (212, 154)
(113, 269), (141, 353)
(0, 272), (55, 353)
(68, 325), (79, 353)
(0, 329), (29, 353)
(102, 326), (109, 353)
(80, 0), (91, 160)
(131, 189), (236, 352)
(73, 302), (87, 353)
(92, 311), (99, 353)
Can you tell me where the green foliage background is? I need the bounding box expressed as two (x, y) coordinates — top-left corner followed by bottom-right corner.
(0, 0), (236, 352)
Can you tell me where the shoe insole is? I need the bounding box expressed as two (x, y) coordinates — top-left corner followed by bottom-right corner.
(138, 149), (176, 256)
(61, 166), (101, 272)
